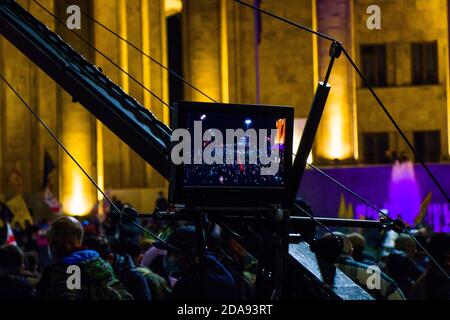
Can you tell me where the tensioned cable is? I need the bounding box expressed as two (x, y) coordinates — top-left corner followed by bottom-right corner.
(295, 203), (338, 239)
(233, 0), (449, 203)
(341, 46), (449, 202)
(0, 73), (178, 252)
(305, 162), (449, 278)
(32, 0), (174, 111)
(62, 0), (218, 104)
(306, 162), (389, 219)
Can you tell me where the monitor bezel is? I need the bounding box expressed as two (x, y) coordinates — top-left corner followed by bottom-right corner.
(170, 101), (294, 208)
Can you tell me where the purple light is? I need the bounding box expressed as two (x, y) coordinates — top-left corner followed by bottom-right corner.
(388, 161), (421, 226)
(245, 119), (252, 125)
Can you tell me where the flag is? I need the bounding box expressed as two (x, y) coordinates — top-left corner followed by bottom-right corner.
(414, 192), (432, 226)
(6, 195), (33, 230)
(43, 149), (56, 189)
(42, 150), (62, 215)
(338, 193), (347, 219)
(347, 202), (354, 220)
(254, 0), (263, 45)
(44, 186), (62, 216)
(6, 222), (17, 245)
(338, 193), (354, 219)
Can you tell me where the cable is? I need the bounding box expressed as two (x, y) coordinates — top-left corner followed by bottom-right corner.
(294, 203), (337, 238)
(0, 72), (178, 252)
(32, 0), (173, 111)
(62, 0), (217, 104)
(404, 229), (449, 279)
(306, 162), (390, 220)
(304, 161), (449, 279)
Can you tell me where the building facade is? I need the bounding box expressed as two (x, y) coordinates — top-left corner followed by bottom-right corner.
(0, 0), (449, 215)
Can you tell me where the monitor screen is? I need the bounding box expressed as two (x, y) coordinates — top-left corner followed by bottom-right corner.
(182, 111), (287, 188)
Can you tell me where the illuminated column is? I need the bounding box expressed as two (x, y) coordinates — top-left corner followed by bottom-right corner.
(0, 0), (59, 197)
(183, 0), (222, 102)
(315, 0), (357, 162)
(30, 0), (59, 195)
(0, 1), (33, 196)
(220, 0), (230, 103)
(93, 0), (125, 190)
(56, 0), (96, 216)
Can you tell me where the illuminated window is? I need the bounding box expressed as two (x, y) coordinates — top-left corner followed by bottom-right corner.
(360, 44), (387, 87)
(411, 41), (438, 85)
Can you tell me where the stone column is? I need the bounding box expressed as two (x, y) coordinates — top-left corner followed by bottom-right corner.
(93, 0), (123, 190)
(0, 0), (34, 198)
(182, 0), (222, 102)
(30, 0), (59, 196)
(315, 0), (356, 163)
(145, 0), (169, 188)
(56, 0), (96, 216)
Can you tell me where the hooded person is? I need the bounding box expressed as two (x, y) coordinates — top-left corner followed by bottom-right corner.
(119, 239), (171, 300)
(83, 236), (152, 300)
(154, 225), (238, 300)
(36, 216), (132, 300)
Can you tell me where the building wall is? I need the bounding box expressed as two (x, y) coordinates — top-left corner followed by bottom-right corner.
(353, 0), (450, 160)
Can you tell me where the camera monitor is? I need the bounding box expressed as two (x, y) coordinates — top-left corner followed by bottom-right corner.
(170, 101), (294, 208)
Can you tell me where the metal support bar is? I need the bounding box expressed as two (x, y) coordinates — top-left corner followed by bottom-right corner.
(290, 216), (382, 229)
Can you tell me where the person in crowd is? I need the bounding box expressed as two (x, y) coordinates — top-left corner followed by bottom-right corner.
(394, 234), (424, 279)
(83, 236), (151, 300)
(35, 219), (51, 270)
(410, 232), (450, 300)
(324, 232), (406, 300)
(0, 244), (36, 299)
(382, 250), (416, 298)
(154, 225), (238, 300)
(155, 191), (169, 213)
(347, 232), (376, 265)
(36, 216), (133, 300)
(23, 251), (40, 287)
(119, 240), (171, 300)
(410, 226), (431, 270)
(141, 244), (168, 279)
(395, 234), (416, 259)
